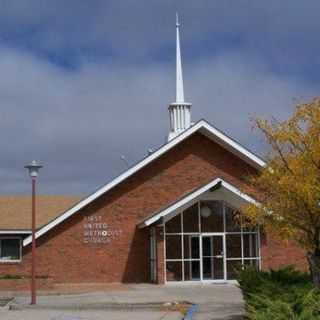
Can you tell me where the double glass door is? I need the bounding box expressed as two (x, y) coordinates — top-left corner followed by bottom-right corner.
(202, 235), (224, 280)
(190, 234), (225, 281)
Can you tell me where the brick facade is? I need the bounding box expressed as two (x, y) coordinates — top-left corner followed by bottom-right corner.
(261, 233), (307, 271)
(0, 132), (308, 287)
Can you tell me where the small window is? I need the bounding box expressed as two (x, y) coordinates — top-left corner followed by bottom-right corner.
(183, 204), (199, 233)
(165, 213), (182, 233)
(225, 206), (241, 232)
(0, 239), (21, 262)
(200, 201), (223, 232)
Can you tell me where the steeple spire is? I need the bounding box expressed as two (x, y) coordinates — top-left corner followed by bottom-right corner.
(168, 13), (192, 141)
(176, 13), (184, 103)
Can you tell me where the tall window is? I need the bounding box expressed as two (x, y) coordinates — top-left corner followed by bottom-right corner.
(164, 201), (260, 281)
(0, 238), (21, 262)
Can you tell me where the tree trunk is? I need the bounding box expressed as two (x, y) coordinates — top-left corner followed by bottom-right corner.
(307, 251), (320, 288)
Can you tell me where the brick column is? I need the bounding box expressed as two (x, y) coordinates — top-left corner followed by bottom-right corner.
(156, 225), (165, 284)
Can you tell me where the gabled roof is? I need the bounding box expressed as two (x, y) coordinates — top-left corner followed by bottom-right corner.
(138, 177), (260, 228)
(23, 119), (265, 246)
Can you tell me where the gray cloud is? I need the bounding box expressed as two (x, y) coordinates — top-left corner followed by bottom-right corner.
(1, 0), (320, 70)
(0, 42), (317, 195)
(0, 1), (319, 195)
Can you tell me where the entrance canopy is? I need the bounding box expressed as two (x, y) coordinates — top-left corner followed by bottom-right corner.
(138, 178), (259, 229)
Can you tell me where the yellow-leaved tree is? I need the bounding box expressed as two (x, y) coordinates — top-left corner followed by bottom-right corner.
(245, 98), (320, 287)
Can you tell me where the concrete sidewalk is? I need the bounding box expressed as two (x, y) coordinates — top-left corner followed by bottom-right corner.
(1, 309), (181, 320)
(4, 284), (245, 319)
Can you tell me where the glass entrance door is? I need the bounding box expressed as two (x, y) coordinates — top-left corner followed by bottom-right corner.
(202, 235), (225, 280)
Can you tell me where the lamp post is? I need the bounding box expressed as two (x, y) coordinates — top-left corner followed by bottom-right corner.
(24, 160), (43, 305)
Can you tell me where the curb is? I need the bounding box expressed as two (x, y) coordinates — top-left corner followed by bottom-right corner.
(9, 301), (192, 312)
(183, 304), (198, 320)
(9, 302), (165, 311)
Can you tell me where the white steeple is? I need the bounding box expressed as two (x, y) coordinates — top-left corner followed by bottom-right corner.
(168, 13), (192, 141)
(175, 13), (184, 103)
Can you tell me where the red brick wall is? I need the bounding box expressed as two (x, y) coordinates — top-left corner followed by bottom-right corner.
(261, 233), (308, 272)
(0, 278), (53, 291)
(0, 132), (308, 286)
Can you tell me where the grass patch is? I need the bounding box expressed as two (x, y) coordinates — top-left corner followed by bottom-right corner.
(161, 302), (192, 315)
(237, 266), (320, 319)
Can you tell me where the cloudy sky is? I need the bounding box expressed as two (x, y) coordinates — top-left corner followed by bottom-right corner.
(0, 1), (319, 195)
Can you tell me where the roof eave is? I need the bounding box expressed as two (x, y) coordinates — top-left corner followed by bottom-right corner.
(138, 177), (260, 228)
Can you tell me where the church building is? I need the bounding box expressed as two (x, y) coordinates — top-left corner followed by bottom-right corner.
(0, 18), (306, 288)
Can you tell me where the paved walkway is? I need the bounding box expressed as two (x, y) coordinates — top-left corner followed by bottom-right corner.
(0, 309), (180, 320)
(2, 284), (245, 319)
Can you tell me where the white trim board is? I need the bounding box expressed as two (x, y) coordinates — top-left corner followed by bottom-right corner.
(23, 120), (265, 247)
(0, 230), (31, 235)
(138, 178), (260, 228)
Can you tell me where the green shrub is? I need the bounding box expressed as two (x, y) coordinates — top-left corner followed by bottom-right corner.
(237, 266), (320, 319)
(269, 266), (310, 285)
(247, 298), (295, 320)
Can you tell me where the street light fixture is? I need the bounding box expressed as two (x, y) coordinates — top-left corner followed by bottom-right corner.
(24, 160), (43, 305)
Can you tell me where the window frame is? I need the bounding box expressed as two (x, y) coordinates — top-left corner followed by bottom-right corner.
(0, 237), (22, 263)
